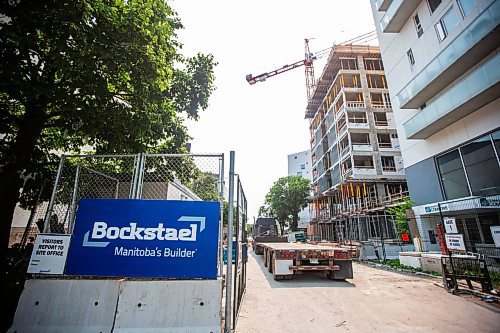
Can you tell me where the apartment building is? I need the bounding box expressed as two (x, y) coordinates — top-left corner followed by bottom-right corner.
(305, 44), (408, 242)
(288, 150), (313, 229)
(371, 0), (499, 251)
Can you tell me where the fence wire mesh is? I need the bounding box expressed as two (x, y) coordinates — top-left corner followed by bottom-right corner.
(42, 154), (224, 236)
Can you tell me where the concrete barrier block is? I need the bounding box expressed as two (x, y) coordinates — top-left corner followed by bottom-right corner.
(113, 279), (223, 333)
(421, 253), (444, 274)
(399, 254), (422, 269)
(8, 279), (120, 333)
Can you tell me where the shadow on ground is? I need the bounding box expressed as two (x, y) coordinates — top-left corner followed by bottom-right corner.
(250, 251), (356, 289)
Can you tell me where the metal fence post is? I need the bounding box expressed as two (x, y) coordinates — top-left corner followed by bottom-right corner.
(233, 176), (241, 328)
(43, 155), (66, 232)
(439, 203), (458, 294)
(225, 151), (235, 333)
(67, 162), (82, 234)
(136, 153), (146, 199)
(219, 154), (225, 277)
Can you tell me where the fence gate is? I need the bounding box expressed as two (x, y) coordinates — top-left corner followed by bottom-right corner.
(232, 175), (248, 329)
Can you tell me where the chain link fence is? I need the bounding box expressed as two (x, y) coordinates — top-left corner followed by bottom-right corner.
(41, 153), (224, 235)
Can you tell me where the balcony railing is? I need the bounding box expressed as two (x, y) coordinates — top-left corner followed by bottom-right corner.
(378, 142), (392, 148)
(371, 102), (391, 109)
(382, 165), (397, 172)
(395, 1), (500, 109)
(346, 101), (366, 108)
(375, 120), (389, 126)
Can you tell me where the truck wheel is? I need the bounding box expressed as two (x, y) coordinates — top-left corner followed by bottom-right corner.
(268, 252), (273, 273)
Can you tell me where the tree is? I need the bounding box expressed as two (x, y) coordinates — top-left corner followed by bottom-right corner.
(0, 0), (216, 257)
(263, 176), (310, 232)
(387, 197), (415, 236)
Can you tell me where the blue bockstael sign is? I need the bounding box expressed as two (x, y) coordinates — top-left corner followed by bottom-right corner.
(65, 199), (220, 279)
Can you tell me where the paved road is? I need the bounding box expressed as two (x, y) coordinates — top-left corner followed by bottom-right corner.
(235, 251), (500, 333)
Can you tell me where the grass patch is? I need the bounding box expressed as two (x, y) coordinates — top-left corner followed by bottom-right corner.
(371, 259), (442, 277)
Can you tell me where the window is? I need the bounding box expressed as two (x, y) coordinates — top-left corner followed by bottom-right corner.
(383, 92), (392, 107)
(407, 49), (415, 68)
(381, 156), (396, 172)
(300, 164), (305, 170)
(340, 58), (358, 70)
(436, 150), (470, 199)
(435, 7), (459, 42)
(436, 132), (500, 200)
(428, 230), (437, 244)
(294, 156), (297, 159)
(364, 58), (384, 71)
(428, 0), (442, 13)
(460, 136), (500, 196)
(458, 0), (476, 18)
(414, 14), (424, 38)
(493, 130), (500, 158)
(297, 171), (302, 176)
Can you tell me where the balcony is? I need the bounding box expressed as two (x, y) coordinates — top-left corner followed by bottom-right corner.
(351, 133), (373, 152)
(374, 112), (395, 128)
(347, 111), (369, 129)
(404, 52), (500, 139)
(345, 101), (366, 109)
(353, 156), (377, 176)
(380, 0), (420, 33)
(396, 1), (500, 109)
(375, 0), (393, 11)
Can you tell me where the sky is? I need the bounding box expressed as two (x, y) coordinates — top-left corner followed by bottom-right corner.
(172, 0), (377, 221)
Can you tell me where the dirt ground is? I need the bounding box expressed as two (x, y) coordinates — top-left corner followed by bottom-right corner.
(235, 251), (500, 333)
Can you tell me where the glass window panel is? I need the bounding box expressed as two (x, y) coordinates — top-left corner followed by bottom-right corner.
(428, 0), (442, 13)
(441, 169), (471, 199)
(435, 22), (447, 41)
(442, 7), (459, 35)
(437, 150), (462, 174)
(465, 158), (500, 196)
(479, 213), (500, 244)
(458, 0), (476, 17)
(492, 130), (500, 160)
(437, 150), (471, 200)
(461, 136), (495, 166)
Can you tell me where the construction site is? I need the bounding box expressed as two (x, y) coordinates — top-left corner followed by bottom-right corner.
(247, 38), (411, 256)
(305, 44), (408, 247)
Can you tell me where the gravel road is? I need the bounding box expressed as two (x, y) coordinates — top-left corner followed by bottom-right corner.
(235, 251), (500, 333)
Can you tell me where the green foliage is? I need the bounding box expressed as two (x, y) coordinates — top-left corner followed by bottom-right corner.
(372, 259), (442, 277)
(0, 0), (216, 206)
(189, 171), (219, 201)
(0, 0), (217, 247)
(262, 175), (311, 232)
(222, 201), (237, 227)
(387, 197), (415, 236)
(488, 270), (500, 290)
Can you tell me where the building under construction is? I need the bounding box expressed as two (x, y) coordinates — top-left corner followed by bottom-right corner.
(305, 44), (408, 242)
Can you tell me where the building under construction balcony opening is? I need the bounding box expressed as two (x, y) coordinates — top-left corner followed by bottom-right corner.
(305, 44), (408, 244)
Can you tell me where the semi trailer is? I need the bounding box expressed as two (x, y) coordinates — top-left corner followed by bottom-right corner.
(259, 242), (353, 281)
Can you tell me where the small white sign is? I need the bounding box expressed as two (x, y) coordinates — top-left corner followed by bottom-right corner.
(445, 234), (466, 251)
(28, 234), (71, 274)
(491, 226), (500, 248)
(444, 217), (458, 234)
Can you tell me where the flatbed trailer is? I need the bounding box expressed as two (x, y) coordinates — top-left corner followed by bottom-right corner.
(259, 242), (353, 281)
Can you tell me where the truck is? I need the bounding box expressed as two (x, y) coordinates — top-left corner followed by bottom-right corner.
(259, 242), (353, 281)
(252, 218), (287, 255)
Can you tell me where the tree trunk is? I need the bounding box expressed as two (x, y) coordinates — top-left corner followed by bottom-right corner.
(291, 214), (298, 232)
(0, 103), (46, 266)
